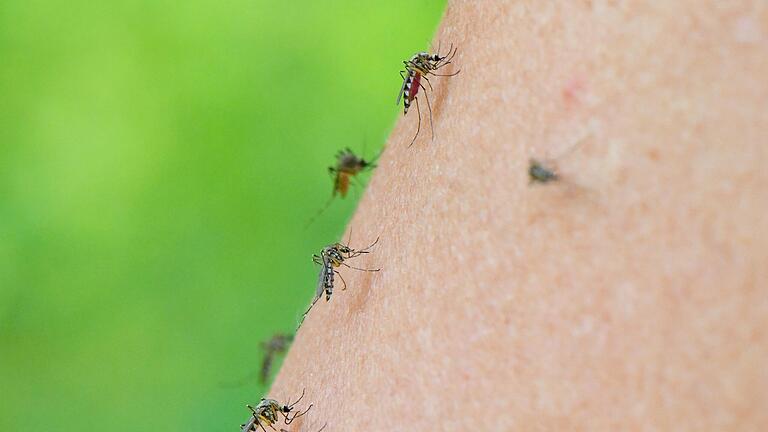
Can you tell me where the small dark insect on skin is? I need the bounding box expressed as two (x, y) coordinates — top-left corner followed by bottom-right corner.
(397, 43), (460, 147)
(241, 389), (312, 432)
(304, 147), (380, 229)
(529, 158), (560, 184)
(259, 333), (294, 385)
(299, 237), (380, 326)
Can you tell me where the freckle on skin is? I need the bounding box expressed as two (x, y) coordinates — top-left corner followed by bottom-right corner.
(646, 149), (661, 162)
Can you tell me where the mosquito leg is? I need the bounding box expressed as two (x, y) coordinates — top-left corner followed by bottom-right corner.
(336, 270), (347, 291)
(342, 262), (380, 272)
(443, 43), (457, 64)
(285, 404), (312, 424)
(423, 75), (434, 92)
(294, 403), (313, 420)
(409, 97), (422, 148)
(430, 69), (461, 77)
(299, 295), (321, 326)
(419, 83), (435, 141)
(358, 236), (379, 252)
(350, 174), (366, 192)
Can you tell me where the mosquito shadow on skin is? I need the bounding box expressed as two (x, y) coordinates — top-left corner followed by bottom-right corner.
(423, 66), (460, 126)
(526, 178), (603, 225)
(344, 262), (379, 317)
(418, 42), (461, 129)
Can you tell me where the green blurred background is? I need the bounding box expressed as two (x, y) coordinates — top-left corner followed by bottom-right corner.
(0, 1), (445, 430)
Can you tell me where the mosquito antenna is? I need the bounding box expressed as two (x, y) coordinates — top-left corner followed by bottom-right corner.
(287, 388), (306, 409)
(358, 236), (379, 252)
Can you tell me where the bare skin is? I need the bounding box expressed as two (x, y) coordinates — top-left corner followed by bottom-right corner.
(272, 1), (768, 430)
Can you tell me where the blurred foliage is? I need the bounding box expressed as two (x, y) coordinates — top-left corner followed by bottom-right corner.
(0, 1), (445, 431)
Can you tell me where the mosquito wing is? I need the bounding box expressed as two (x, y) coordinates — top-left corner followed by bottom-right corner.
(242, 416), (257, 432)
(314, 260), (328, 302)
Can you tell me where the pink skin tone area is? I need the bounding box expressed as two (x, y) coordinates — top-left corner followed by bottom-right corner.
(271, 1), (768, 430)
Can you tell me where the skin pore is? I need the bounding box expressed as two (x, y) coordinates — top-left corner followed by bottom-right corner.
(270, 1), (768, 430)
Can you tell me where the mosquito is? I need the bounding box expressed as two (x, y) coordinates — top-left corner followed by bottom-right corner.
(397, 43), (460, 147)
(299, 236), (380, 325)
(218, 332), (293, 388)
(241, 389), (312, 432)
(330, 147), (378, 198)
(259, 333), (293, 385)
(529, 134), (592, 185)
(528, 158), (560, 184)
(304, 148), (380, 228)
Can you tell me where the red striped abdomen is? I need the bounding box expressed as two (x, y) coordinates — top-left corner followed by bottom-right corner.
(403, 70), (422, 114)
(409, 73), (422, 101)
